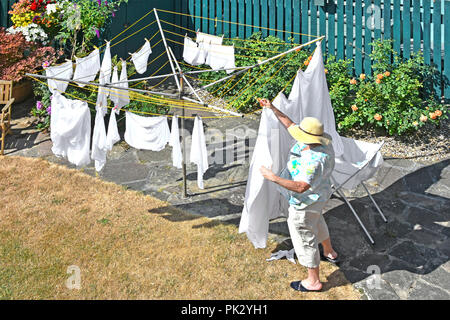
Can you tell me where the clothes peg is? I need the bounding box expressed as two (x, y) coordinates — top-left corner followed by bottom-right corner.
(145, 37), (149, 42)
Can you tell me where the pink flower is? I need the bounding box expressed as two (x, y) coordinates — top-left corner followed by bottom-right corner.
(42, 61), (50, 69)
(46, 106), (51, 115)
(36, 101), (42, 110)
(95, 29), (100, 39)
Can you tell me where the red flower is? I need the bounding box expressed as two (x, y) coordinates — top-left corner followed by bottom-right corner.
(30, 2), (37, 10)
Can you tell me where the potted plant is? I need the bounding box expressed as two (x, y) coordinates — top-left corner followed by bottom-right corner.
(0, 27), (58, 103)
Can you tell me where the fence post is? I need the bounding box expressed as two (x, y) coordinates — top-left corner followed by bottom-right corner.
(433, 0), (442, 99)
(444, 0), (450, 100)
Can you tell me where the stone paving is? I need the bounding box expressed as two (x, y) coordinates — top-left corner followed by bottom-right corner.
(3, 98), (450, 300)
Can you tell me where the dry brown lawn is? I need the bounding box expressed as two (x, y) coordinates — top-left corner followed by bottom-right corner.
(0, 156), (361, 300)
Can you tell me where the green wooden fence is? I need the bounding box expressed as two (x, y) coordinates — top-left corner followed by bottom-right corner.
(173, 0), (450, 101)
(2, 0), (450, 99)
(0, 0), (15, 28)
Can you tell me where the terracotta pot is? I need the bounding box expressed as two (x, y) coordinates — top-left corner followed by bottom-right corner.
(12, 80), (33, 103)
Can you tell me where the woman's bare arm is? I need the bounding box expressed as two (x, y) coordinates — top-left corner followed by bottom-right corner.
(258, 98), (295, 129)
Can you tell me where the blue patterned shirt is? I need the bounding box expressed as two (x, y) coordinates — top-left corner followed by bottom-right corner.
(282, 141), (335, 210)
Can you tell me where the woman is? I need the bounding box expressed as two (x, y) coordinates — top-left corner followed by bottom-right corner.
(258, 98), (339, 292)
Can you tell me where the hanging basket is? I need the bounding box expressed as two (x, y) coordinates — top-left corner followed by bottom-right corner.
(12, 80), (33, 103)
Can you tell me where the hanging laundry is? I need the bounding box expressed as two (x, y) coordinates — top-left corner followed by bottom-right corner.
(99, 41), (112, 88)
(294, 43), (344, 157)
(72, 48), (101, 87)
(131, 39), (152, 74)
(109, 66), (120, 108)
(106, 109), (121, 151)
(239, 95), (300, 249)
(190, 116), (209, 189)
(266, 249), (297, 264)
(96, 70), (108, 117)
(206, 44), (236, 73)
(117, 60), (130, 109)
(110, 62), (130, 111)
(169, 115), (182, 169)
(124, 112), (170, 151)
(91, 106), (108, 172)
(46, 61), (73, 95)
(183, 36), (200, 65)
(50, 93), (91, 167)
(196, 32), (223, 45)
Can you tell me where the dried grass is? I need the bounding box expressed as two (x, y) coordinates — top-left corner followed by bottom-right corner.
(0, 156), (361, 300)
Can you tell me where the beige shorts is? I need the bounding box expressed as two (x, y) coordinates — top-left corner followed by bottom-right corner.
(287, 203), (330, 269)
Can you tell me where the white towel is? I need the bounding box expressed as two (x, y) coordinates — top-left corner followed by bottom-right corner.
(50, 93), (91, 167)
(183, 36), (200, 65)
(190, 116), (209, 189)
(96, 70), (108, 117)
(117, 60), (130, 109)
(124, 112), (170, 151)
(91, 106), (108, 172)
(206, 44), (236, 73)
(131, 40), (152, 74)
(106, 109), (120, 151)
(99, 41), (112, 89)
(110, 62), (130, 110)
(73, 48), (101, 87)
(46, 61), (73, 95)
(169, 115), (183, 169)
(109, 66), (120, 107)
(196, 32), (223, 45)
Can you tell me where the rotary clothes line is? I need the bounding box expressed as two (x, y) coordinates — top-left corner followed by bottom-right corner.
(27, 7), (324, 196)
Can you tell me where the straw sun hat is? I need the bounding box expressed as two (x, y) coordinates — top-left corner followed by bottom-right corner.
(288, 117), (332, 146)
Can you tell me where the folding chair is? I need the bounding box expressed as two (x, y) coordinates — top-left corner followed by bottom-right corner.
(0, 80), (14, 155)
(330, 137), (388, 244)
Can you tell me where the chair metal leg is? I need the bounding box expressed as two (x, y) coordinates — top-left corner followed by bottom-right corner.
(361, 182), (388, 223)
(336, 189), (375, 245)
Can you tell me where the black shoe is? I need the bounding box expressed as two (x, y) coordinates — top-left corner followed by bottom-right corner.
(290, 281), (322, 292)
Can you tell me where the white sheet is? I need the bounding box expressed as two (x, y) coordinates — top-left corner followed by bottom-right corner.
(73, 48), (101, 87)
(131, 40), (152, 74)
(190, 116), (209, 189)
(46, 61), (73, 95)
(206, 44), (236, 74)
(91, 106), (108, 172)
(106, 109), (121, 151)
(169, 115), (183, 169)
(50, 93), (91, 167)
(239, 99), (298, 248)
(295, 43), (344, 157)
(124, 112), (170, 151)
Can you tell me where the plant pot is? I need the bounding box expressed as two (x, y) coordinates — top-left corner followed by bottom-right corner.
(12, 80), (33, 103)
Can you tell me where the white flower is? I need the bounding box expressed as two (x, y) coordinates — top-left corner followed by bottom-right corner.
(46, 4), (58, 15)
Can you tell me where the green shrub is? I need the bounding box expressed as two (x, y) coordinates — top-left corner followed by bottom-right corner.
(329, 39), (446, 136)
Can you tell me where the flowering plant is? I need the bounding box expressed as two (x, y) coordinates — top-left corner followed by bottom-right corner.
(326, 39), (446, 136)
(0, 27), (58, 83)
(8, 0), (61, 43)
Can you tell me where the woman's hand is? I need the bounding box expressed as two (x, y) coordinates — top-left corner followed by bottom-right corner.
(260, 166), (277, 182)
(257, 98), (273, 109)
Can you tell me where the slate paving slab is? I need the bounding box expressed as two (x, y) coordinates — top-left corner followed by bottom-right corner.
(3, 103), (450, 300)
